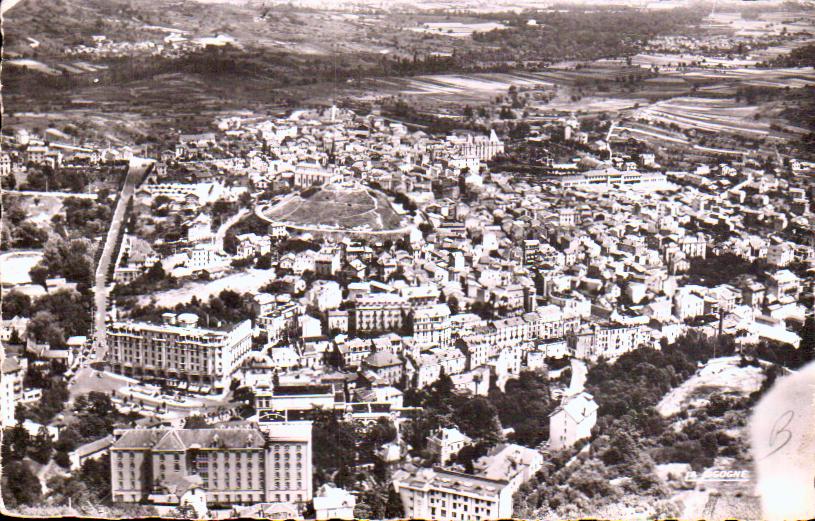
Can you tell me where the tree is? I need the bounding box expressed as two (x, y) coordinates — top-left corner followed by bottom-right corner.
(29, 426), (54, 464)
(47, 475), (93, 508)
(2, 291), (32, 319)
(78, 453), (112, 502)
(384, 486), (405, 518)
(15, 222), (49, 249)
(453, 396), (502, 443)
(184, 415), (209, 429)
(1, 460), (42, 508)
(145, 261), (166, 282)
(54, 450), (71, 469)
(2, 424), (31, 461)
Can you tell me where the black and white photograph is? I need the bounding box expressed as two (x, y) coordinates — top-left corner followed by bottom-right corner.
(0, 0), (813, 519)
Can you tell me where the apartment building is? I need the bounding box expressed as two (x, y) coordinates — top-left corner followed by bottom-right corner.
(0, 356), (24, 428)
(255, 296), (303, 344)
(110, 424), (312, 508)
(353, 293), (409, 333)
(393, 466), (513, 520)
(572, 323), (649, 361)
(413, 304), (452, 347)
(106, 313), (252, 390)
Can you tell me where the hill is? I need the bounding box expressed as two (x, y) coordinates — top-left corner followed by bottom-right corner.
(262, 183), (407, 233)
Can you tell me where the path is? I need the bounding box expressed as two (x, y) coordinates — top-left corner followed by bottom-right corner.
(0, 0), (27, 15)
(214, 207), (249, 255)
(92, 157), (154, 363)
(2, 190), (97, 199)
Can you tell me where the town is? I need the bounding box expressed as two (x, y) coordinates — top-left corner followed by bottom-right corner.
(1, 0), (814, 520)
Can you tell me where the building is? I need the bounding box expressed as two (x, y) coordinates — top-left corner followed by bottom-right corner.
(572, 323), (649, 361)
(412, 304), (452, 347)
(70, 435), (115, 470)
(767, 241), (794, 267)
(110, 424), (313, 508)
(255, 385), (337, 418)
(106, 313), (252, 390)
(548, 392), (598, 450)
(472, 443), (543, 496)
(0, 356), (23, 427)
(362, 352), (403, 386)
(393, 466), (513, 520)
(293, 163), (332, 188)
(558, 168), (667, 190)
(454, 130), (505, 161)
(256, 297), (303, 344)
(313, 485), (356, 520)
(427, 427), (471, 465)
(353, 294), (409, 333)
(767, 270), (801, 304)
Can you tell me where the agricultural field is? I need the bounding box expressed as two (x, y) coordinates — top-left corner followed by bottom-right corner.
(409, 21), (508, 38)
(629, 97), (773, 138)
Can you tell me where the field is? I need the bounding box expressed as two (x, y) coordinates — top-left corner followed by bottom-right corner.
(656, 356), (765, 418)
(630, 97), (771, 137)
(0, 251), (44, 286)
(409, 21), (507, 38)
(5, 193), (66, 226)
(136, 268), (277, 307)
(263, 184), (406, 232)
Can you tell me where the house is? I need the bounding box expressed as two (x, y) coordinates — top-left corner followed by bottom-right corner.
(70, 434), (115, 470)
(767, 270), (801, 305)
(362, 352), (403, 386)
(548, 392), (598, 450)
(327, 310), (349, 334)
(427, 427), (471, 465)
(313, 485), (356, 520)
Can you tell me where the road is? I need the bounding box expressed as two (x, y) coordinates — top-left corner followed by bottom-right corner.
(214, 207), (250, 255)
(91, 157), (154, 363)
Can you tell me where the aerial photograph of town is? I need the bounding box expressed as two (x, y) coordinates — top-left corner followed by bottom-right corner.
(0, 0), (813, 519)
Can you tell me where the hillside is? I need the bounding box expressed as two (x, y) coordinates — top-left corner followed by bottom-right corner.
(262, 183), (407, 232)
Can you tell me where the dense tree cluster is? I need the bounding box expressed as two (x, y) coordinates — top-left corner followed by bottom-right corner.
(127, 289), (257, 326)
(469, 7), (706, 64)
(516, 331), (795, 517)
(29, 237), (95, 286)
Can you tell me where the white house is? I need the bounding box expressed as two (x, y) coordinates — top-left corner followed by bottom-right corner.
(548, 392), (598, 450)
(313, 485), (356, 520)
(427, 427), (471, 465)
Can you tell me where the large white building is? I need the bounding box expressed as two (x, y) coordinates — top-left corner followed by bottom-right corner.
(106, 313), (252, 391)
(110, 423), (313, 508)
(353, 293), (409, 333)
(558, 167), (667, 190)
(393, 466), (514, 520)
